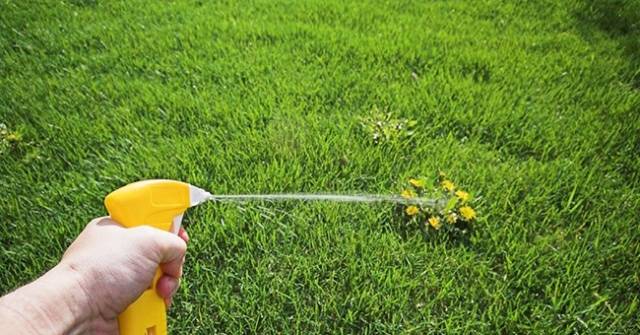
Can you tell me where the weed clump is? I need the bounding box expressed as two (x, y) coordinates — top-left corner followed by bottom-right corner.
(401, 172), (477, 237)
(0, 123), (40, 163)
(359, 106), (416, 145)
(0, 123), (22, 155)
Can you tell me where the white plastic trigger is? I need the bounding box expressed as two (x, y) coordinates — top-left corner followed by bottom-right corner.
(171, 213), (183, 235)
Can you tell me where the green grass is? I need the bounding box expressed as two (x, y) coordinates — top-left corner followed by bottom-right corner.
(1, 0), (639, 333)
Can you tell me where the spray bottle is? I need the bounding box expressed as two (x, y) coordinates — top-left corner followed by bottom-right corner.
(104, 179), (211, 335)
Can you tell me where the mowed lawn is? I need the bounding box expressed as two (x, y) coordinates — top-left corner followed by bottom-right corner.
(1, 0), (639, 333)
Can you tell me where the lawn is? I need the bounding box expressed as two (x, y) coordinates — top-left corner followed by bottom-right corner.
(1, 0), (639, 333)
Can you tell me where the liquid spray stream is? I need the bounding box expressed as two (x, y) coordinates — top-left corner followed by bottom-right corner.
(189, 185), (445, 208)
(207, 193), (444, 207)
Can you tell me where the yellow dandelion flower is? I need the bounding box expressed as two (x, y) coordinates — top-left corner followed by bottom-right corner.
(459, 206), (477, 221)
(428, 216), (442, 229)
(409, 178), (425, 188)
(401, 189), (416, 199)
(441, 180), (455, 192)
(405, 205), (419, 216)
(6, 133), (21, 142)
(446, 213), (457, 224)
(455, 190), (470, 203)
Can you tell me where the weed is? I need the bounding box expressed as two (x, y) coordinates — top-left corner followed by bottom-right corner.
(401, 173), (477, 238)
(359, 106), (417, 145)
(0, 123), (23, 155)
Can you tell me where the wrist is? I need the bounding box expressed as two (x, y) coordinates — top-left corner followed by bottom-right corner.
(47, 264), (95, 333)
(0, 265), (93, 335)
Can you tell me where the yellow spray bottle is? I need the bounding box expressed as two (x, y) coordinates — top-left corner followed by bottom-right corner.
(104, 180), (211, 335)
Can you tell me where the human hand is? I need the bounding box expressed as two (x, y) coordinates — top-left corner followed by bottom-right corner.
(59, 217), (189, 333)
(0, 217), (189, 335)
(0, 217), (189, 334)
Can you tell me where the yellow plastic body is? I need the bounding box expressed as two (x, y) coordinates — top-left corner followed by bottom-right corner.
(104, 180), (191, 335)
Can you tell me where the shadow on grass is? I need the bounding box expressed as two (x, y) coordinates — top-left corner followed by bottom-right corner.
(388, 206), (474, 248)
(574, 0), (640, 88)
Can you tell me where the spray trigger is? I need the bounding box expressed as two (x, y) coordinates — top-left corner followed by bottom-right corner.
(170, 213), (183, 234)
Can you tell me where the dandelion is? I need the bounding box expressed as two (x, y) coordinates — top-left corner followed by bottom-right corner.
(409, 178), (426, 188)
(399, 172), (478, 235)
(455, 190), (470, 203)
(441, 180), (455, 192)
(401, 189), (416, 199)
(459, 206), (476, 221)
(6, 132), (21, 143)
(428, 216), (442, 229)
(405, 205), (419, 216)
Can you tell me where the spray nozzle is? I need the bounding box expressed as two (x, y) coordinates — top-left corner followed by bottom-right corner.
(189, 184), (213, 206)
